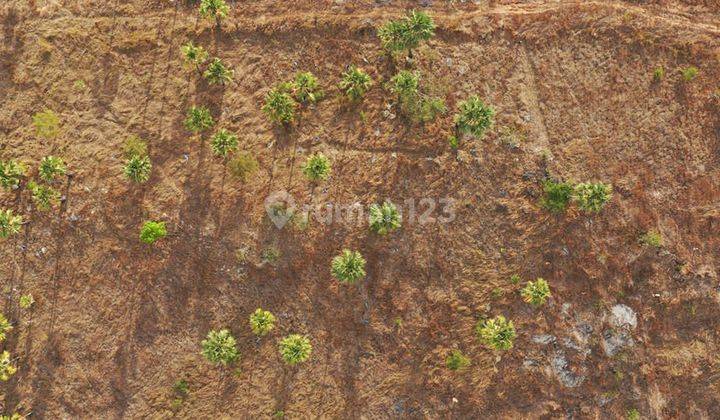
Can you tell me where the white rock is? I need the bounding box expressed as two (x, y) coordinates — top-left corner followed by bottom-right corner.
(610, 304), (637, 329)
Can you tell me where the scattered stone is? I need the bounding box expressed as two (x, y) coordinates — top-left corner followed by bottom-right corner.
(609, 304), (637, 329)
(562, 337), (590, 356)
(602, 329), (634, 357)
(495, 203), (508, 213)
(575, 322), (593, 339)
(551, 351), (585, 387)
(533, 334), (556, 345)
(523, 358), (539, 368)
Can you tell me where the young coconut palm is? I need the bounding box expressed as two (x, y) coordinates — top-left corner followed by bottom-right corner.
(331, 249), (366, 284)
(339, 66), (373, 101)
(210, 129), (239, 157)
(301, 153), (331, 181)
(279, 334), (312, 365)
(0, 209), (23, 239)
(368, 201), (401, 235)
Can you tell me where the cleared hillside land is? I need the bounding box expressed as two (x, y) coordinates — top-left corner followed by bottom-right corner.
(1, 0), (719, 418)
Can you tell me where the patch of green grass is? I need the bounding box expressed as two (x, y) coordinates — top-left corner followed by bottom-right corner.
(680, 66), (698, 82)
(139, 221), (167, 244)
(33, 109), (61, 139)
(445, 350), (470, 371)
(123, 135), (148, 159)
(639, 230), (662, 247)
(228, 152), (259, 182)
(652, 66), (664, 82)
(540, 180), (573, 214)
(261, 247), (280, 265)
(626, 408), (640, 420)
(19, 294), (34, 310)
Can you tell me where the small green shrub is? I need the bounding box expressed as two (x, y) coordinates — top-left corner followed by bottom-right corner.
(0, 313), (12, 342)
(390, 70), (420, 100)
(368, 201), (401, 235)
(331, 249), (366, 284)
(181, 42), (208, 69)
(445, 350), (470, 371)
(262, 87), (297, 124)
(228, 152), (259, 181)
(681, 66), (698, 82)
(0, 209), (23, 239)
(510, 274), (521, 285)
(210, 129), (239, 157)
(199, 0), (229, 21)
(378, 10), (435, 57)
(292, 72), (323, 104)
(454, 96), (494, 139)
(249, 308), (276, 336)
(201, 329), (239, 365)
(418, 96), (447, 122)
(139, 220), (167, 244)
(18, 294), (34, 310)
(301, 153), (331, 181)
(626, 408), (640, 420)
(389, 70), (445, 122)
(27, 181), (60, 211)
(540, 180), (573, 213)
(261, 247), (280, 264)
(204, 58), (233, 85)
(184, 106), (215, 133)
(574, 182), (612, 213)
(652, 66), (664, 81)
(279, 334), (312, 365)
(0, 351), (16, 381)
(521, 278), (551, 306)
(32, 109), (60, 139)
(0, 160), (26, 190)
(123, 155), (152, 183)
(38, 156), (67, 182)
(476, 315), (516, 350)
(172, 379), (189, 397)
(123, 135), (148, 158)
(639, 230), (662, 247)
(339, 66), (373, 101)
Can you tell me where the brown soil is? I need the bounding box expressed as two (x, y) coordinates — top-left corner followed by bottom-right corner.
(1, 0), (719, 418)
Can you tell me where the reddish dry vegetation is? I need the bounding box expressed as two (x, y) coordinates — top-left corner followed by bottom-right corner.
(1, 0), (720, 418)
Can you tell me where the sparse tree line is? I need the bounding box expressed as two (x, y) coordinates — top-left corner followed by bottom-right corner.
(200, 309), (311, 367)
